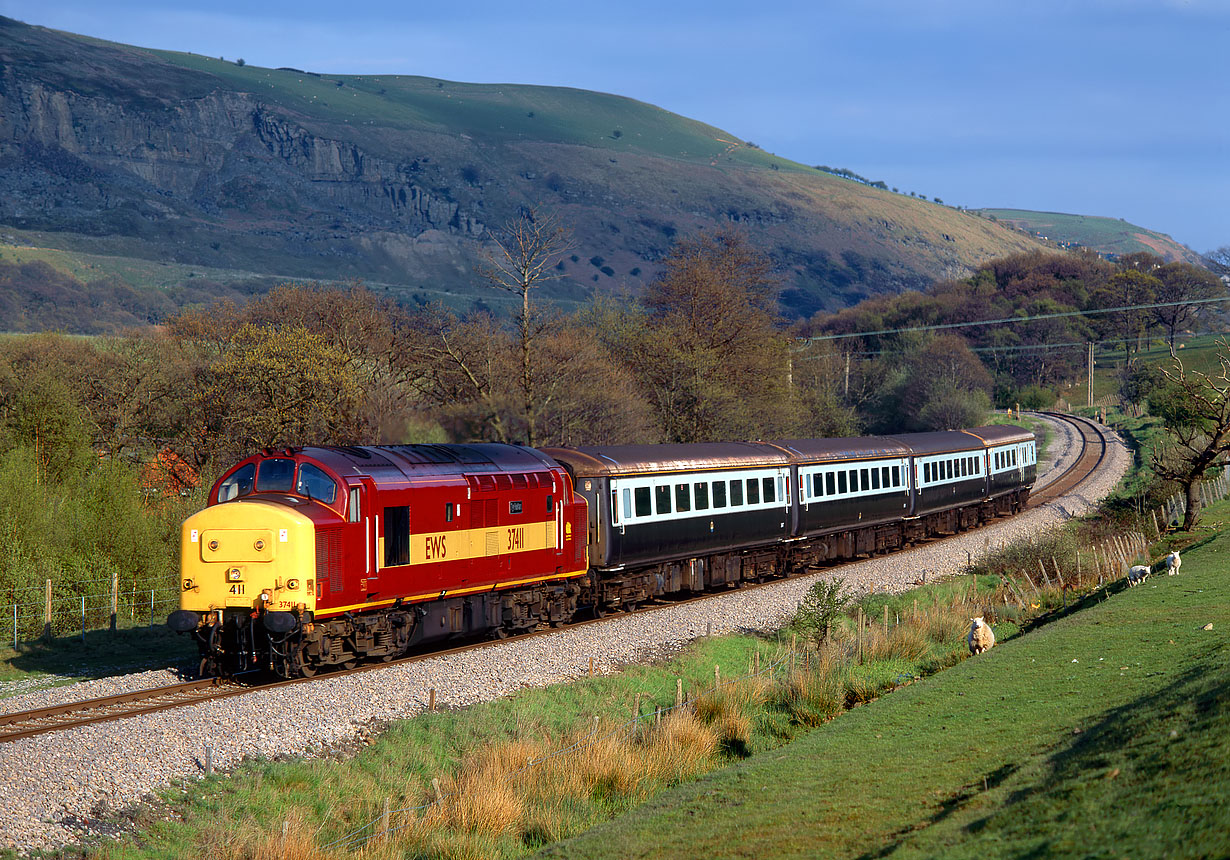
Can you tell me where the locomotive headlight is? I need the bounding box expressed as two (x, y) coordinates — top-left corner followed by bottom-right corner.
(208, 540), (219, 552)
(182, 579), (194, 590)
(287, 579), (300, 590)
(254, 539), (265, 551)
(227, 568), (243, 582)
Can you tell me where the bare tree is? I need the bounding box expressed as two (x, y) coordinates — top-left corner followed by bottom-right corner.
(480, 207), (573, 447)
(1149, 338), (1230, 530)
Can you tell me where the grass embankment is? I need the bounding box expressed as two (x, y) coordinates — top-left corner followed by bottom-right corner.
(544, 531), (1230, 860)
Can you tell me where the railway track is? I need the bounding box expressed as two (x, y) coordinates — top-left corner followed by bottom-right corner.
(0, 412), (1111, 745)
(1026, 411), (1108, 507)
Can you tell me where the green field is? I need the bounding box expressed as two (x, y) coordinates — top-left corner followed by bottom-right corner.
(974, 209), (1199, 262)
(542, 531), (1230, 859)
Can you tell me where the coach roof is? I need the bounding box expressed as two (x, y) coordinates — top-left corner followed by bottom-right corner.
(541, 442), (788, 477)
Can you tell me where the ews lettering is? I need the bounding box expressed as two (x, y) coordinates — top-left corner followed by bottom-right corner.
(506, 527), (524, 551)
(425, 534), (447, 560)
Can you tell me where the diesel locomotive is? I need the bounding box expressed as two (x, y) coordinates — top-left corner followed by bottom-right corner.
(168, 426), (1035, 678)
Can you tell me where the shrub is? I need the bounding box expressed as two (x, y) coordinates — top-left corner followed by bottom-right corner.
(793, 577), (851, 646)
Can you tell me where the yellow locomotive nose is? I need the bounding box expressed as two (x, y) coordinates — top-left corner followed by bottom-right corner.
(179, 500), (317, 621)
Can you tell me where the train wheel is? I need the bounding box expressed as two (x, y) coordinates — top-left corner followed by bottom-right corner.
(299, 662), (318, 678)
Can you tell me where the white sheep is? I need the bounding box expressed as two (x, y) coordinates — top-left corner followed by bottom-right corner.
(968, 617), (995, 655)
(1128, 564), (1151, 587)
(1166, 550), (1182, 576)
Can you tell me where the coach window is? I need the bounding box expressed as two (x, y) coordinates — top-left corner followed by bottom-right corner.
(837, 471), (847, 495)
(730, 479), (744, 506)
(892, 466), (901, 487)
(923, 463), (931, 484)
(675, 483), (691, 512)
(622, 488), (631, 520)
(870, 468), (880, 490)
(218, 463), (255, 502)
(762, 477), (775, 503)
(256, 458), (295, 493)
(746, 478), (760, 504)
(694, 482), (710, 510)
(611, 491), (619, 524)
(826, 472), (836, 496)
(812, 474), (822, 498)
(634, 487), (651, 518)
(860, 468), (870, 491)
(713, 481), (727, 508)
(655, 485), (672, 515)
(947, 460), (954, 480)
(384, 506), (410, 566)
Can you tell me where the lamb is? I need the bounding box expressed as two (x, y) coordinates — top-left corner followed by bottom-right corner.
(1166, 550), (1182, 575)
(968, 617), (995, 655)
(1128, 564), (1151, 587)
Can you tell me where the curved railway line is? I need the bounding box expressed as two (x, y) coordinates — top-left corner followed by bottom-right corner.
(0, 412), (1112, 745)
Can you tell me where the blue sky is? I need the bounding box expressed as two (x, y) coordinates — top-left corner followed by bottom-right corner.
(5, 0), (1227, 252)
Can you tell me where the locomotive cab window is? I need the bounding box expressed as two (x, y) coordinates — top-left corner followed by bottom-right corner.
(218, 463), (255, 502)
(296, 463), (338, 504)
(256, 458), (295, 493)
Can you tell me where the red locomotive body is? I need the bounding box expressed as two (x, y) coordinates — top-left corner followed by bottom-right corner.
(171, 443), (588, 677)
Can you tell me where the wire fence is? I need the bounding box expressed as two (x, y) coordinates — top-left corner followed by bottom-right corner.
(0, 575), (179, 651)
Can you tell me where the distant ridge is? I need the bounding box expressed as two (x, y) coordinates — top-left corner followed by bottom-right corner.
(1, 16), (1056, 329)
(972, 209), (1200, 263)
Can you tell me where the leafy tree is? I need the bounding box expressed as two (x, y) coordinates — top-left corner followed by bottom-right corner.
(609, 229), (793, 442)
(1088, 269), (1160, 362)
(1147, 338), (1230, 530)
(1150, 262), (1226, 355)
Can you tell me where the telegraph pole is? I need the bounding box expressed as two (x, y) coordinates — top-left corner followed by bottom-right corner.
(1087, 342), (1094, 408)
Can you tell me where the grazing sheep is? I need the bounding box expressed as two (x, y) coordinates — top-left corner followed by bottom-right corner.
(1128, 564), (1151, 587)
(968, 617), (995, 655)
(1166, 550), (1182, 575)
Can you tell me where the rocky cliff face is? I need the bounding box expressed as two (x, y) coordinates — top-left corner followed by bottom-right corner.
(0, 73), (483, 239)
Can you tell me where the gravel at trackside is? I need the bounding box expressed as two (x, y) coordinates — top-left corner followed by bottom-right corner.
(0, 415), (1131, 854)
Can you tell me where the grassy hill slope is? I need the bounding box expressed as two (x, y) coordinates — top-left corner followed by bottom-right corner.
(0, 16), (1052, 327)
(974, 209), (1200, 263)
(539, 534), (1230, 859)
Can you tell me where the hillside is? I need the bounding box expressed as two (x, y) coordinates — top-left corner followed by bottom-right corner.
(974, 209), (1200, 262)
(0, 16), (1052, 328)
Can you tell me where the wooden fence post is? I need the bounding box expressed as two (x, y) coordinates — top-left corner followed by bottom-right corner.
(109, 570), (118, 633)
(42, 579), (52, 643)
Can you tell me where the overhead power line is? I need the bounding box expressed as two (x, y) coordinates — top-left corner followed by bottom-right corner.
(800, 296), (1230, 343)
